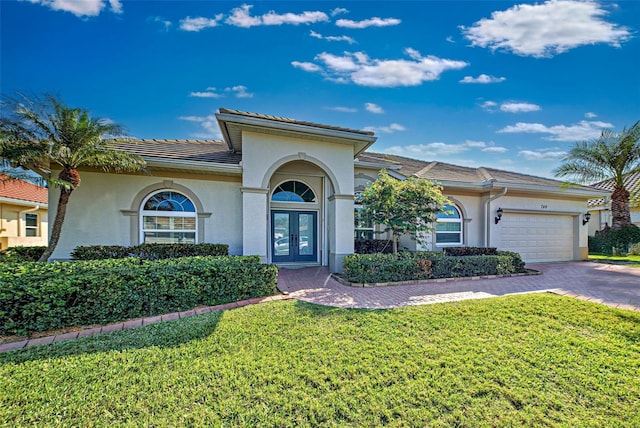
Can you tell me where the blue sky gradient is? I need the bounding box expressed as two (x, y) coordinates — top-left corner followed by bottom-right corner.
(2, 0), (638, 178)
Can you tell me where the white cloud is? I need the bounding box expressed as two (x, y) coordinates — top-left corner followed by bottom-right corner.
(462, 0), (631, 57)
(26, 0), (108, 17)
(180, 15), (223, 31)
(585, 112), (598, 118)
(178, 114), (222, 139)
(331, 8), (349, 17)
(365, 103), (384, 114)
(295, 48), (468, 87)
(310, 30), (356, 44)
(190, 87), (222, 98)
(225, 4), (328, 28)
(518, 149), (567, 160)
(446, 36), (455, 43)
(291, 61), (322, 72)
(460, 74), (506, 84)
(149, 16), (172, 31)
(482, 146), (508, 153)
(481, 101), (498, 110)
(384, 140), (488, 157)
(108, 0), (122, 14)
(498, 120), (613, 141)
(500, 102), (541, 113)
(364, 123), (406, 134)
(336, 17), (401, 29)
(225, 85), (254, 98)
(328, 106), (357, 113)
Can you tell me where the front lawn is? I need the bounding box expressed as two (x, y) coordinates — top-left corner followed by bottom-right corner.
(589, 253), (640, 268)
(1, 295), (638, 426)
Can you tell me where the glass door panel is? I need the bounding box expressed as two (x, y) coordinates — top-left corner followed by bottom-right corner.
(271, 210), (317, 263)
(273, 212), (291, 257)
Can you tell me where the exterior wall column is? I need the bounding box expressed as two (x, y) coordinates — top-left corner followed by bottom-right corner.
(241, 187), (269, 263)
(328, 194), (354, 273)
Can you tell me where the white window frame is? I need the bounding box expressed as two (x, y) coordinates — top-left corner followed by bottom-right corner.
(436, 204), (463, 246)
(25, 213), (39, 237)
(139, 190), (197, 244)
(354, 204), (375, 240)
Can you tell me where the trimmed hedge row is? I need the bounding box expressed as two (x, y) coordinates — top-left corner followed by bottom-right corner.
(0, 246), (47, 263)
(71, 243), (229, 260)
(342, 251), (526, 284)
(588, 225), (640, 255)
(354, 239), (394, 254)
(443, 247), (498, 256)
(0, 256), (277, 335)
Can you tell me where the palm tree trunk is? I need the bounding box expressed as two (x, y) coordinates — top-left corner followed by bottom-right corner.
(610, 186), (631, 230)
(38, 188), (72, 261)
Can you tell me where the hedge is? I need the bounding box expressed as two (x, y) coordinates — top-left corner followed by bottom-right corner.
(0, 255), (277, 336)
(0, 246), (47, 263)
(343, 251), (526, 284)
(71, 243), (229, 260)
(444, 247), (498, 256)
(588, 225), (640, 255)
(354, 239), (394, 254)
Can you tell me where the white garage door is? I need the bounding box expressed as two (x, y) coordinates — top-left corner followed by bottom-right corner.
(499, 213), (574, 263)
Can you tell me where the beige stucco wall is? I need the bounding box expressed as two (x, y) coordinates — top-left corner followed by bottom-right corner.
(48, 170), (242, 260)
(588, 206), (640, 235)
(0, 202), (48, 249)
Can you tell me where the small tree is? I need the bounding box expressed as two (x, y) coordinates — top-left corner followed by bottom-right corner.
(0, 94), (147, 261)
(359, 169), (449, 254)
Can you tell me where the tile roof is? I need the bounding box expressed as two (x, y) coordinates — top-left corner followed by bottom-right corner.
(218, 108), (375, 137)
(112, 139), (241, 165)
(0, 176), (48, 204)
(588, 172), (640, 208)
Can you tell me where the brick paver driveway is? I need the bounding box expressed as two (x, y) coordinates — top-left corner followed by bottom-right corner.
(277, 262), (640, 310)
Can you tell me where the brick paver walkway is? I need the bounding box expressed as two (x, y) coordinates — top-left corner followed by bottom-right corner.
(277, 261), (640, 310)
(2, 261), (637, 353)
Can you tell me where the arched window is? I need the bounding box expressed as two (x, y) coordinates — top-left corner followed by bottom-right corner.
(436, 204), (463, 245)
(140, 190), (197, 244)
(271, 180), (316, 203)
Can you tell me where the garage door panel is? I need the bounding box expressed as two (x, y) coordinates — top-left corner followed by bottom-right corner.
(499, 213), (574, 263)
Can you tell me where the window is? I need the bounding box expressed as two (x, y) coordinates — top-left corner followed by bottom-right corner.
(354, 206), (374, 240)
(140, 190), (196, 244)
(25, 213), (38, 237)
(272, 181), (316, 203)
(436, 204), (462, 245)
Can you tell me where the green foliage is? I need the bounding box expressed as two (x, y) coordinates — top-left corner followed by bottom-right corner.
(589, 225), (640, 255)
(2, 296), (638, 426)
(358, 169), (449, 253)
(444, 246), (498, 256)
(0, 246), (46, 262)
(0, 256), (276, 335)
(629, 242), (640, 256)
(354, 239), (394, 254)
(71, 243), (229, 260)
(343, 251), (526, 283)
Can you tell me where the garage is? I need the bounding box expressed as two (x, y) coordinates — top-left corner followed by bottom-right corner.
(499, 212), (575, 263)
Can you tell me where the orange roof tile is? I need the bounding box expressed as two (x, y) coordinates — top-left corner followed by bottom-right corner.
(0, 176), (48, 204)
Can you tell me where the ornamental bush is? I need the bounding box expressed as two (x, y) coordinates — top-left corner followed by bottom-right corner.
(588, 225), (640, 255)
(354, 239), (394, 254)
(71, 243), (229, 260)
(444, 247), (498, 256)
(343, 251), (526, 284)
(0, 255), (277, 335)
(0, 246), (47, 263)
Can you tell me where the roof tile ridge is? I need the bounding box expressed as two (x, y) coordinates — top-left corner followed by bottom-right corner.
(477, 167), (495, 182)
(414, 161), (438, 178)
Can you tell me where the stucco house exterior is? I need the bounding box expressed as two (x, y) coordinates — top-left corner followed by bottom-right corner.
(0, 176), (48, 249)
(47, 109), (607, 271)
(587, 172), (640, 235)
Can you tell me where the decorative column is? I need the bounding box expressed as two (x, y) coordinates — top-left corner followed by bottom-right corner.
(241, 187), (269, 263)
(328, 194), (354, 273)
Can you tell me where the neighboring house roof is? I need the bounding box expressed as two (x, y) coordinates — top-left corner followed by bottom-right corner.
(0, 176), (48, 205)
(588, 172), (640, 208)
(113, 139), (241, 165)
(360, 152), (603, 196)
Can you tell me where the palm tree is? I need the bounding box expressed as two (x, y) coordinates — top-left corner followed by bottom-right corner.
(0, 94), (146, 261)
(554, 120), (640, 230)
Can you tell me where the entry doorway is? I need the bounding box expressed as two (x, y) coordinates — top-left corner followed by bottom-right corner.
(271, 210), (318, 263)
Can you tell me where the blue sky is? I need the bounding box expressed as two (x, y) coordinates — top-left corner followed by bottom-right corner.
(1, 0), (638, 178)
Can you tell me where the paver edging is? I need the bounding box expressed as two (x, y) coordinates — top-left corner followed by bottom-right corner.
(332, 268), (541, 288)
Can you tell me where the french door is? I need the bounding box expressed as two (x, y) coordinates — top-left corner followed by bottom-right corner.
(271, 210), (317, 263)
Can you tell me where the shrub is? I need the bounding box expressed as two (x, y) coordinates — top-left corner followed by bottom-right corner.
(0, 255), (277, 335)
(628, 242), (640, 256)
(71, 243), (229, 260)
(343, 251), (526, 284)
(589, 225), (640, 255)
(354, 239), (394, 254)
(0, 246), (46, 262)
(444, 247), (498, 256)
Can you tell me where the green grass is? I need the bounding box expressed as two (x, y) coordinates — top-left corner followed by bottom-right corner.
(589, 253), (640, 268)
(1, 295), (639, 427)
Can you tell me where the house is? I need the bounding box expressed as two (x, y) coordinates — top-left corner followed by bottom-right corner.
(0, 176), (48, 249)
(587, 171), (640, 234)
(46, 108), (607, 271)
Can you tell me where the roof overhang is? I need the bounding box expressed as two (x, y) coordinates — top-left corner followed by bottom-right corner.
(435, 180), (610, 198)
(217, 110), (377, 157)
(144, 157), (242, 176)
(0, 196), (48, 208)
